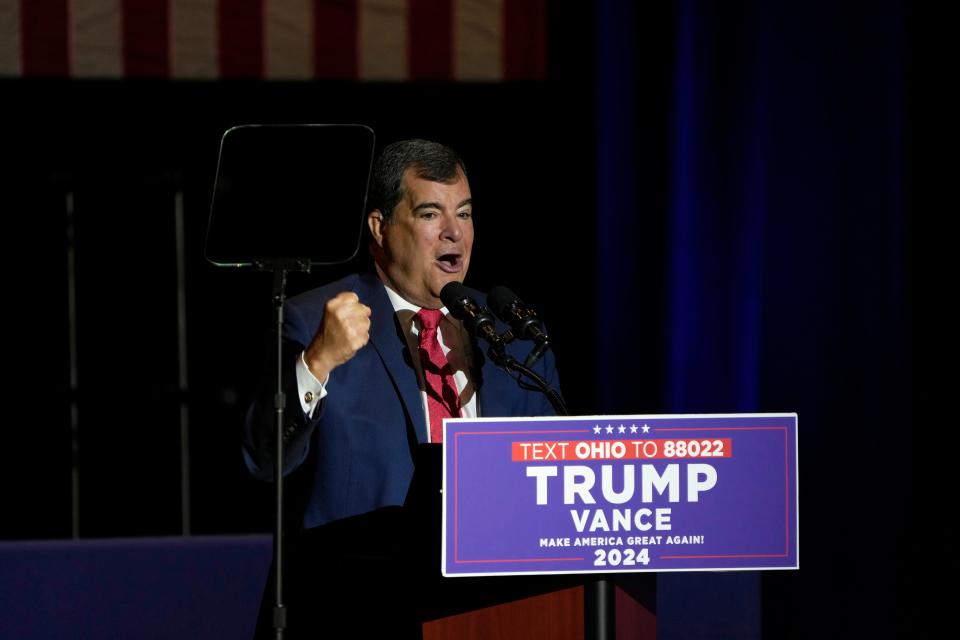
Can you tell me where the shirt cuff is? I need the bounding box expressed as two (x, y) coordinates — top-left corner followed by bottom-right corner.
(296, 352), (329, 416)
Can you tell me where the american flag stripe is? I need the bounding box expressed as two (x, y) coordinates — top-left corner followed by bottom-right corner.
(73, 0), (122, 78)
(122, 0), (169, 77)
(0, 0), (21, 75)
(1, 0), (544, 81)
(313, 0), (357, 79)
(408, 0), (452, 80)
(503, 0), (545, 80)
(170, 0), (217, 79)
(455, 0), (500, 81)
(359, 0), (406, 80)
(265, 0), (311, 79)
(20, 0), (70, 76)
(219, 0), (263, 77)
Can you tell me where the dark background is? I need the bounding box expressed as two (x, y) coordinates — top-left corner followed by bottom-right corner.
(2, 1), (915, 638)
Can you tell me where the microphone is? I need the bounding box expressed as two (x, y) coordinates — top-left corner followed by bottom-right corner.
(487, 286), (549, 346)
(440, 282), (504, 350)
(443, 284), (564, 412)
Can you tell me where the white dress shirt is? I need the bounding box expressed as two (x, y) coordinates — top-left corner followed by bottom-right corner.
(295, 283), (478, 441)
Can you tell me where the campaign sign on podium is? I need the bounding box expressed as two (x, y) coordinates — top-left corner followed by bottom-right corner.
(441, 413), (798, 577)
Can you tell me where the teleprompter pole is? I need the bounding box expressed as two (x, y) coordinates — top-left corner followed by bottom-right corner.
(259, 259), (311, 640)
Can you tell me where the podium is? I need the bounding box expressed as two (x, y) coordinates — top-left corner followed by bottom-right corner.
(259, 411), (797, 638)
(260, 445), (656, 639)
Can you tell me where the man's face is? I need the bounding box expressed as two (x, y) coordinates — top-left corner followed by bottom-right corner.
(369, 167), (474, 309)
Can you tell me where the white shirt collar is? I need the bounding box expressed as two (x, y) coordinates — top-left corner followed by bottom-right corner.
(381, 281), (449, 318)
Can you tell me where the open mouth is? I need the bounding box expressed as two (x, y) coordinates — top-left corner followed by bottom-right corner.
(435, 253), (463, 273)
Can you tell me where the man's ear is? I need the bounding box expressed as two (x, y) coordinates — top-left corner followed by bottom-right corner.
(368, 210), (385, 247)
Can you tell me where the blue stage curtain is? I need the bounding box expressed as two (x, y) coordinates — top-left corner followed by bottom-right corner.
(596, 1), (910, 637)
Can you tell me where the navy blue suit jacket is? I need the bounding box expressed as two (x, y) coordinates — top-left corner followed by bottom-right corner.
(244, 273), (559, 529)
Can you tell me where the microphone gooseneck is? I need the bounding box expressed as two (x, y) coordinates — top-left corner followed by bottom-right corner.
(439, 281), (566, 415)
(440, 281), (505, 352)
(488, 285), (549, 346)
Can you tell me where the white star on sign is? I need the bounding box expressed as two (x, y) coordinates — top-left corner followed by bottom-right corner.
(606, 424), (614, 434)
(594, 425), (602, 434)
(630, 424), (638, 434)
(642, 424), (651, 434)
(618, 425), (626, 434)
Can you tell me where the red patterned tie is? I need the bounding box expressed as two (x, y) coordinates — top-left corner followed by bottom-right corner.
(416, 309), (461, 443)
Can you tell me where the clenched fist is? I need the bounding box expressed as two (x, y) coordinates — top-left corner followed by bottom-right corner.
(303, 292), (372, 381)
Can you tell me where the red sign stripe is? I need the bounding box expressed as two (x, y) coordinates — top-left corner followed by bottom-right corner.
(313, 0), (358, 79)
(408, 0), (452, 80)
(122, 0), (170, 77)
(503, 0), (546, 80)
(20, 0), (70, 76)
(219, 0), (264, 77)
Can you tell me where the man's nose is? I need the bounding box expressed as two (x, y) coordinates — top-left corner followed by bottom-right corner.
(440, 213), (463, 241)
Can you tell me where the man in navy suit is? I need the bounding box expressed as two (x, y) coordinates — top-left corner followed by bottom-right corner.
(244, 139), (559, 531)
(246, 139), (561, 637)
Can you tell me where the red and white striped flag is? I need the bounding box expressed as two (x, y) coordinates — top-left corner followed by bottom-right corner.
(0, 0), (546, 80)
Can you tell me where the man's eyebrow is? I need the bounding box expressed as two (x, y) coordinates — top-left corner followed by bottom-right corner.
(412, 198), (473, 212)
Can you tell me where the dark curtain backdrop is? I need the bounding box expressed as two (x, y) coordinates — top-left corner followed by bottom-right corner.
(596, 1), (911, 638)
(1, 1), (913, 638)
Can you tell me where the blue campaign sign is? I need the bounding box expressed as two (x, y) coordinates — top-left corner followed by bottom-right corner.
(442, 413), (798, 577)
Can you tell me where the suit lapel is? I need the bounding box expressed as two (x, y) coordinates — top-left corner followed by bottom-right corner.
(474, 316), (528, 418)
(475, 347), (508, 417)
(354, 274), (428, 444)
